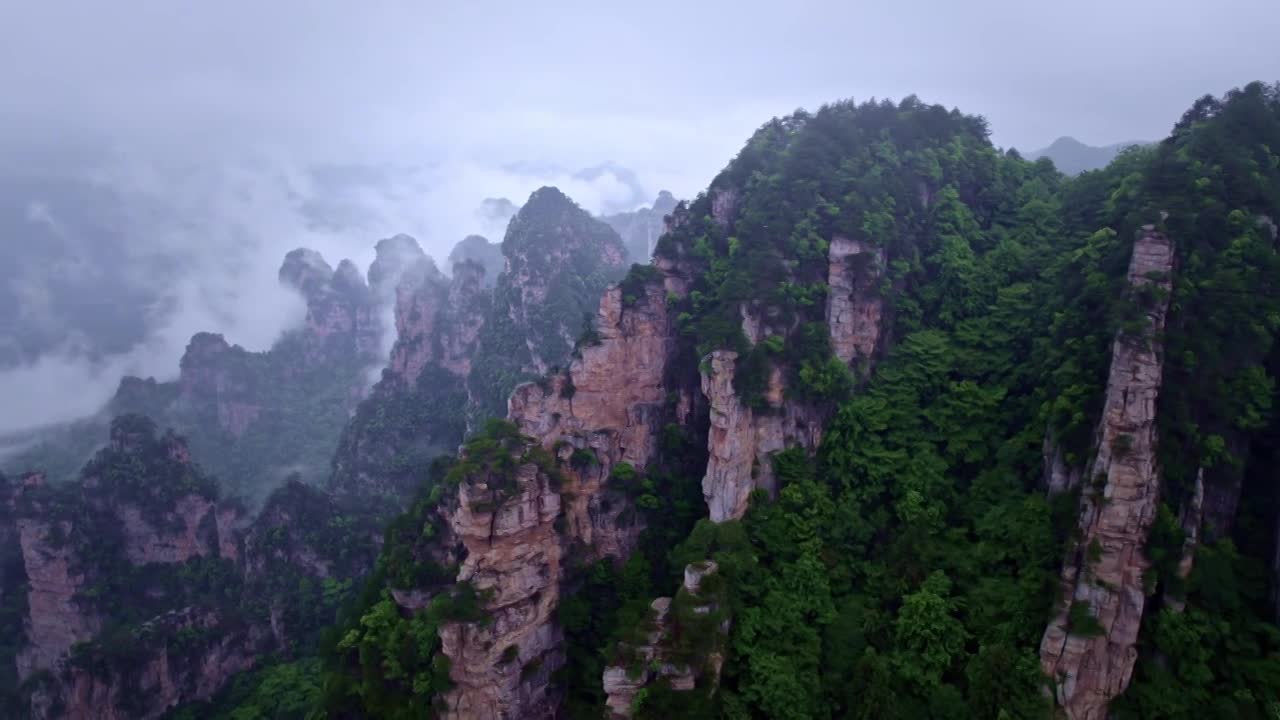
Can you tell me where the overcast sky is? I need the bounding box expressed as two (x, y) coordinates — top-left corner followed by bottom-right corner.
(4, 0), (1278, 187)
(0, 0), (1277, 436)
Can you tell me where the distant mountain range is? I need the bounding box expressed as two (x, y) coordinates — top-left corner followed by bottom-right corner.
(1027, 136), (1151, 175)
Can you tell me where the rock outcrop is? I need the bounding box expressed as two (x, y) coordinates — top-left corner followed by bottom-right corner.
(602, 561), (728, 718)
(328, 258), (487, 515)
(280, 247), (381, 367)
(4, 418), (378, 719)
(700, 351), (823, 522)
(439, 458), (565, 720)
(387, 258), (487, 383)
(439, 265), (686, 717)
(826, 235), (886, 369)
(1039, 226), (1175, 719)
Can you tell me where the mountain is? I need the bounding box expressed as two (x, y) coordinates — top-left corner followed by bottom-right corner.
(329, 186), (631, 518)
(1027, 135), (1149, 174)
(0, 181), (637, 717)
(0, 416), (381, 719)
(447, 234), (504, 287)
(8, 83), (1280, 720)
(1, 239), (413, 503)
(466, 186), (629, 420)
(317, 83), (1280, 720)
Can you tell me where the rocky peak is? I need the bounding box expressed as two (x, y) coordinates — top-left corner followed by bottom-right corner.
(278, 248), (334, 298)
(332, 258), (369, 298)
(466, 186), (629, 418)
(448, 235), (504, 287)
(652, 190), (677, 215)
(368, 233), (430, 301)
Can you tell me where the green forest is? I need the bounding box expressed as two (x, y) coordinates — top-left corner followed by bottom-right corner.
(217, 83), (1277, 719)
(13, 82), (1280, 720)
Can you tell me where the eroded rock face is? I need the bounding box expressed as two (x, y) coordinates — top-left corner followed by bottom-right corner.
(439, 461), (565, 720)
(700, 351), (823, 523)
(13, 475), (100, 681)
(280, 247), (381, 369)
(3, 420), (376, 720)
(388, 259), (488, 383)
(328, 259), (487, 515)
(826, 236), (886, 368)
(440, 268), (685, 717)
(1039, 227), (1175, 720)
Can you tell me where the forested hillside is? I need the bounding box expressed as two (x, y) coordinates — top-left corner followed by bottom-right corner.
(4, 83), (1280, 720)
(310, 82), (1280, 720)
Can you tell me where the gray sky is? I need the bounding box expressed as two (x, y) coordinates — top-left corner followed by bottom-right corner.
(5, 0), (1278, 181)
(0, 0), (1277, 435)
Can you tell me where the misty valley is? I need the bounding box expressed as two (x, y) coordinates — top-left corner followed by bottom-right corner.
(3, 11), (1280, 718)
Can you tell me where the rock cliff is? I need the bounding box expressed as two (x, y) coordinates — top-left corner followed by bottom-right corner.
(438, 265), (685, 717)
(1039, 226), (1175, 719)
(700, 350), (823, 522)
(3, 416), (378, 719)
(328, 257), (487, 516)
(826, 235), (886, 371)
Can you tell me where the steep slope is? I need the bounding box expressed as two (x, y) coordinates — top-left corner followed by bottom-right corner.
(328, 254), (486, 516)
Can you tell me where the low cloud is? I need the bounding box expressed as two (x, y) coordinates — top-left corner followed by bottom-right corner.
(0, 146), (679, 436)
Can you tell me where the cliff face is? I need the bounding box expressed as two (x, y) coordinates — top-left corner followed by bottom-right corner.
(388, 258), (487, 383)
(1039, 226), (1175, 719)
(4, 417), (378, 719)
(280, 248), (381, 368)
(701, 234), (886, 523)
(438, 266), (685, 717)
(700, 350), (823, 522)
(438, 458), (566, 720)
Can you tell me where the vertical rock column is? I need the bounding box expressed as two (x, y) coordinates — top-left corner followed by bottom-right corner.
(441, 269), (684, 719)
(1039, 226), (1175, 720)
